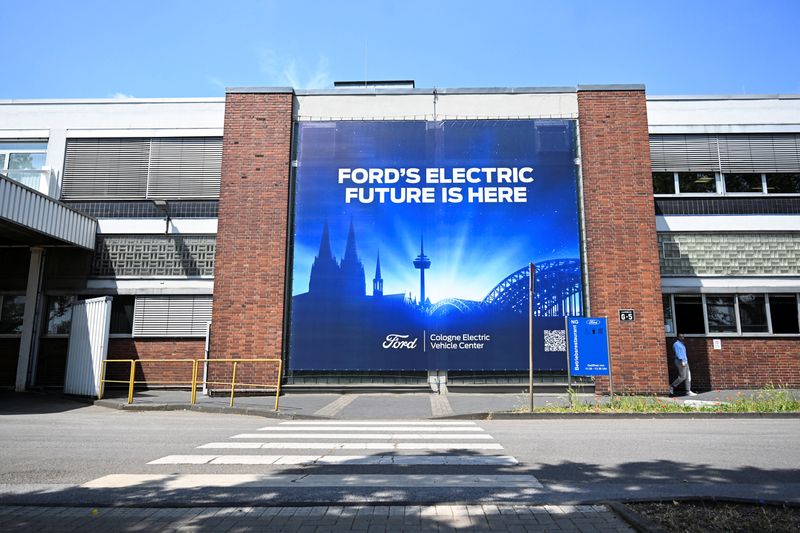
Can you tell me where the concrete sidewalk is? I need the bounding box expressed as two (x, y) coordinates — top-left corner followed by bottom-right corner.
(0, 504), (634, 532)
(92, 388), (800, 419)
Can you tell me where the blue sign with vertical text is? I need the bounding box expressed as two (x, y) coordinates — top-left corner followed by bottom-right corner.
(566, 317), (610, 376)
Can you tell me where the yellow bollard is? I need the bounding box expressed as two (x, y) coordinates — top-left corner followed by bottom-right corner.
(98, 360), (107, 400)
(190, 360), (198, 405)
(127, 360), (136, 404)
(229, 361), (238, 408)
(274, 360), (282, 412)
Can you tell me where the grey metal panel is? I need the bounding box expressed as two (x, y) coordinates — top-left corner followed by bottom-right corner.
(133, 295), (212, 337)
(0, 174), (97, 249)
(64, 296), (112, 397)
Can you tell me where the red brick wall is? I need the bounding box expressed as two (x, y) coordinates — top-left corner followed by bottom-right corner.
(105, 338), (205, 387)
(209, 90), (293, 387)
(666, 337), (800, 390)
(578, 88), (668, 394)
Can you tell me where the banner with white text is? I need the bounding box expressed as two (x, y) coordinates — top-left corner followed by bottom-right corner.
(288, 119), (582, 370)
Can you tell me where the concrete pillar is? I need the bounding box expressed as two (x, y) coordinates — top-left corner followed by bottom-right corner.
(16, 247), (44, 391)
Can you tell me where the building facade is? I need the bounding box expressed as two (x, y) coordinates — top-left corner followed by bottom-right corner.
(0, 85), (798, 394)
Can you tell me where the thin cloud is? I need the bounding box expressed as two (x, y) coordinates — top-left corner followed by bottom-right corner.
(207, 77), (227, 90)
(259, 49), (332, 89)
(109, 92), (135, 100)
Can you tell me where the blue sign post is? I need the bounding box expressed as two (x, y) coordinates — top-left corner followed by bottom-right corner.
(565, 317), (614, 397)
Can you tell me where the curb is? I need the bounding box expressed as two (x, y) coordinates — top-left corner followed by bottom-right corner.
(438, 411), (800, 420)
(92, 400), (326, 419)
(606, 502), (668, 533)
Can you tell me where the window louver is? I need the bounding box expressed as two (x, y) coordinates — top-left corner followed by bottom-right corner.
(132, 296), (212, 337)
(148, 138), (222, 198)
(649, 135), (720, 172)
(717, 135), (800, 173)
(650, 134), (800, 173)
(62, 138), (149, 199)
(62, 137), (222, 200)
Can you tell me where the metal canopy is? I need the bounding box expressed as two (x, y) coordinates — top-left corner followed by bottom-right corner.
(0, 174), (96, 250)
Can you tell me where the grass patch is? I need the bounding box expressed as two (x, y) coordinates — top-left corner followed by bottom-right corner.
(629, 501), (800, 533)
(515, 385), (800, 413)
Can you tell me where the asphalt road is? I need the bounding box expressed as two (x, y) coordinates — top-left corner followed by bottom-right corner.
(1, 394), (798, 506)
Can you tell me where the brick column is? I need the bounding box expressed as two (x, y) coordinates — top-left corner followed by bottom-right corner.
(210, 89), (294, 388)
(577, 86), (668, 394)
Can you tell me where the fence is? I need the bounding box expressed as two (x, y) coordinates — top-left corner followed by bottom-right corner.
(99, 358), (282, 411)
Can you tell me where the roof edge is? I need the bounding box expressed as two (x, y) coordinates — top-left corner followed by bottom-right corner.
(0, 97), (224, 105)
(228, 86), (578, 96)
(577, 84), (646, 92)
(226, 87), (295, 94)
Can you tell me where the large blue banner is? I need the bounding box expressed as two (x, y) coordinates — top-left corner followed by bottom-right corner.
(288, 120), (582, 370)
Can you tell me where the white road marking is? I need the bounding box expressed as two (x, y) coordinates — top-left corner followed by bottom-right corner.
(83, 473), (542, 489)
(148, 455), (220, 465)
(277, 421), (477, 426)
(257, 426), (485, 432)
(197, 442), (263, 449)
(232, 433), (493, 440)
(147, 454), (519, 466)
(196, 442), (505, 450)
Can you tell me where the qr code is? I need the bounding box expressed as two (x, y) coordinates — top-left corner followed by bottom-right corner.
(543, 330), (566, 352)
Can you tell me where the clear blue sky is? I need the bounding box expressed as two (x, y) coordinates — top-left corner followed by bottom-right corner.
(6, 0), (799, 99)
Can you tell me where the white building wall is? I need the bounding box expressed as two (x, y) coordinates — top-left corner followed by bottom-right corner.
(647, 95), (800, 133)
(295, 90), (578, 120)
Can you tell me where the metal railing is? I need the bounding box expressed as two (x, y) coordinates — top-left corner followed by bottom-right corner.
(98, 358), (283, 411)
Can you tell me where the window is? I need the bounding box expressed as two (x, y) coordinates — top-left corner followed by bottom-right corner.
(652, 172), (675, 194)
(706, 295), (737, 333)
(0, 142), (48, 189)
(0, 295), (26, 334)
(667, 292), (800, 336)
(677, 172), (716, 193)
(653, 170), (800, 196)
(45, 296), (75, 335)
(662, 295), (674, 334)
(769, 294), (800, 334)
(765, 173), (800, 194)
(738, 294), (768, 333)
(724, 173), (764, 194)
(109, 296), (135, 335)
(674, 296), (705, 334)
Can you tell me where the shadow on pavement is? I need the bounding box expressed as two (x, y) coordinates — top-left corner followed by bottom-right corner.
(0, 390), (91, 416)
(1, 447), (798, 508)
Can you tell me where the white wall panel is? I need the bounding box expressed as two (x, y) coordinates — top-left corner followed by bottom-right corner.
(64, 297), (112, 397)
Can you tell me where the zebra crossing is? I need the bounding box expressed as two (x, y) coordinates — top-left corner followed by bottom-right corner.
(83, 420), (542, 499)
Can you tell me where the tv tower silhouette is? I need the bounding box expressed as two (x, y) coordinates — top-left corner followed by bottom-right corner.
(413, 235), (431, 306)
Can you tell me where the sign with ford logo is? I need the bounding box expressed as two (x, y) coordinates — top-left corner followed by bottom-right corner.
(566, 317), (610, 376)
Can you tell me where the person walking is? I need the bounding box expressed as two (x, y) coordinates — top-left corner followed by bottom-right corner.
(670, 333), (697, 396)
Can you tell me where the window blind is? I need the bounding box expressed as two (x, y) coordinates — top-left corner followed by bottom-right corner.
(650, 133), (800, 173)
(62, 138), (149, 199)
(148, 138), (222, 198)
(132, 295), (212, 337)
(62, 137), (222, 200)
